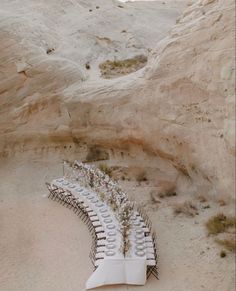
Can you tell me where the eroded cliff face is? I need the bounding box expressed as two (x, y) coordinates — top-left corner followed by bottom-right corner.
(0, 0), (235, 198)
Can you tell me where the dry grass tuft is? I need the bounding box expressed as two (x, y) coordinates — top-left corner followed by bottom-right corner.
(197, 194), (208, 203)
(216, 238), (236, 253)
(136, 170), (148, 183)
(217, 198), (227, 206)
(99, 55), (147, 78)
(85, 145), (109, 162)
(206, 213), (236, 235)
(173, 201), (198, 217)
(158, 190), (177, 198)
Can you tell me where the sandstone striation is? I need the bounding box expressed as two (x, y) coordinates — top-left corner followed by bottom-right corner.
(0, 0), (235, 198)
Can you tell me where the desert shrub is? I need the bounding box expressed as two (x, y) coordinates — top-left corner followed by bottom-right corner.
(206, 213), (236, 235)
(85, 62), (90, 69)
(158, 190), (177, 198)
(99, 55), (147, 78)
(203, 204), (210, 209)
(198, 194), (208, 203)
(46, 48), (55, 54)
(173, 201), (198, 217)
(216, 239), (236, 253)
(136, 170), (148, 183)
(99, 163), (112, 177)
(85, 145), (109, 162)
(220, 250), (226, 257)
(218, 198), (227, 206)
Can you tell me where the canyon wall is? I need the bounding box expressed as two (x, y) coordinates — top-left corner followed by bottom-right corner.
(0, 0), (235, 197)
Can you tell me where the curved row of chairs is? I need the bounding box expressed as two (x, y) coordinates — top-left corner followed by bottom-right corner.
(46, 182), (158, 279)
(136, 205), (158, 279)
(46, 182), (105, 270)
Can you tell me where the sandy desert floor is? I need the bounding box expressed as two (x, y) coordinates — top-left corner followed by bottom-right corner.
(0, 152), (235, 291)
(0, 0), (235, 290)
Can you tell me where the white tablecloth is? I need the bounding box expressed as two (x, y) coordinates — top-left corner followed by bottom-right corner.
(86, 258), (147, 289)
(51, 178), (151, 289)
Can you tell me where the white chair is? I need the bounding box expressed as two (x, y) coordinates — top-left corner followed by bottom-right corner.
(85, 206), (93, 213)
(90, 216), (99, 222)
(97, 239), (106, 246)
(146, 253), (155, 260)
(146, 242), (154, 248)
(147, 247), (155, 254)
(94, 259), (103, 267)
(143, 227), (150, 233)
(88, 210), (97, 217)
(92, 221), (102, 227)
(95, 253), (104, 259)
(147, 259), (156, 266)
(96, 232), (106, 240)
(145, 236), (153, 243)
(96, 246), (105, 253)
(95, 226), (104, 233)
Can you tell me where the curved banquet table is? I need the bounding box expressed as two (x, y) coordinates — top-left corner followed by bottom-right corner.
(50, 178), (155, 289)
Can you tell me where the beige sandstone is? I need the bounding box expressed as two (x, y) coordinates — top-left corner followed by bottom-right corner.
(0, 0), (234, 199)
(0, 0), (235, 290)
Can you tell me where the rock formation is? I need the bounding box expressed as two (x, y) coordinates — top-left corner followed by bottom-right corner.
(0, 0), (235, 198)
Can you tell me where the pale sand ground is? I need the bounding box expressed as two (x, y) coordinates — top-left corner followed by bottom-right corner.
(0, 152), (235, 291)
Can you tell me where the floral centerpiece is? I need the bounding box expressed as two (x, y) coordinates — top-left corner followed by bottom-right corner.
(63, 160), (134, 255)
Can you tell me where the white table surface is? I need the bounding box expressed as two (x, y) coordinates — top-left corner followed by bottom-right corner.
(51, 178), (154, 289)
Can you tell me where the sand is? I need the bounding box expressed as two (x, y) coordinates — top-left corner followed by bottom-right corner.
(0, 152), (235, 291)
(0, 1), (235, 289)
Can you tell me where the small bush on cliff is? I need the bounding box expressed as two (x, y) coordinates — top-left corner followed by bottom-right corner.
(99, 55), (147, 78)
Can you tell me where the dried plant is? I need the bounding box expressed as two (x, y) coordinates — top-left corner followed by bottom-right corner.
(206, 213), (236, 235)
(118, 202), (134, 256)
(173, 201), (198, 217)
(197, 194), (208, 203)
(216, 238), (236, 253)
(136, 170), (148, 183)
